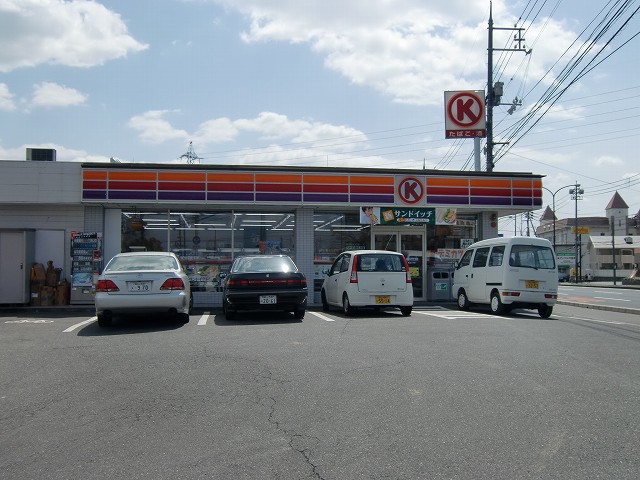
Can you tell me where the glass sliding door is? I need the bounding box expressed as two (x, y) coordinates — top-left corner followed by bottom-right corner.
(374, 233), (397, 252)
(400, 232), (424, 300)
(373, 230), (425, 301)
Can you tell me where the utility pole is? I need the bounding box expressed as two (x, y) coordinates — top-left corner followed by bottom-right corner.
(486, 2), (528, 172)
(179, 141), (203, 164)
(570, 182), (584, 282)
(611, 217), (617, 285)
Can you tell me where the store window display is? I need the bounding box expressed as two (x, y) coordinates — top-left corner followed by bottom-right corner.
(121, 210), (295, 292)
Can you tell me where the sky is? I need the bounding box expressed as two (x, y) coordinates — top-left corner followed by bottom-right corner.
(0, 0), (638, 236)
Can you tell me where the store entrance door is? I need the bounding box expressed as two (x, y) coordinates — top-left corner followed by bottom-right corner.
(373, 230), (425, 301)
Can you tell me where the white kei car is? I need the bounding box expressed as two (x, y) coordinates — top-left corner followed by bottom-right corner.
(321, 250), (414, 316)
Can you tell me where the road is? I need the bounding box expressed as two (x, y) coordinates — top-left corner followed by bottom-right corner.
(558, 283), (640, 314)
(1, 305), (639, 480)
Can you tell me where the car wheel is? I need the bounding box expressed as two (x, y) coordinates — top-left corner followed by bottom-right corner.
(97, 314), (112, 328)
(538, 304), (553, 318)
(342, 294), (355, 316)
(457, 290), (469, 310)
(490, 291), (505, 315)
(294, 308), (305, 320)
(321, 290), (330, 312)
(178, 312), (190, 324)
(400, 306), (412, 316)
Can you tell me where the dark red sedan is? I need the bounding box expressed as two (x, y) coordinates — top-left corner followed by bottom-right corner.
(222, 255), (307, 320)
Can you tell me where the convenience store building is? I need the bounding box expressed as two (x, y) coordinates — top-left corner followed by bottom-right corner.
(0, 159), (543, 306)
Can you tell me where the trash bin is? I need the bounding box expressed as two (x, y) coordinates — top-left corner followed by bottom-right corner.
(427, 269), (453, 301)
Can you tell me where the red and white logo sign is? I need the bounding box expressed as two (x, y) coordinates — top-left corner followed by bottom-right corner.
(444, 90), (486, 139)
(397, 176), (424, 205)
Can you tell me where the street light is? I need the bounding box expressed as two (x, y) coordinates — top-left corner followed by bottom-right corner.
(541, 184), (575, 253)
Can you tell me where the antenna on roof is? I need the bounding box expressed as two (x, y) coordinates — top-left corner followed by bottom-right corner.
(179, 141), (202, 164)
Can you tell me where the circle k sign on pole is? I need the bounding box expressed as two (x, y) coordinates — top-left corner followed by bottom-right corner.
(444, 90), (487, 139)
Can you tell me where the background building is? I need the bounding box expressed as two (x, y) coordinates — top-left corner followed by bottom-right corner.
(537, 192), (640, 281)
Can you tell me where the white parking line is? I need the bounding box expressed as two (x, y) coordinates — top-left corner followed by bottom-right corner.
(308, 311), (335, 322)
(593, 297), (630, 302)
(413, 310), (497, 320)
(197, 312), (210, 326)
(63, 316), (96, 333)
(593, 290), (624, 295)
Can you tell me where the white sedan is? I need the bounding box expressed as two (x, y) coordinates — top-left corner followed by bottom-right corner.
(94, 252), (192, 327)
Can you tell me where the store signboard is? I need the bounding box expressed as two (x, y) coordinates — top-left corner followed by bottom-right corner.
(360, 207), (458, 226)
(460, 238), (474, 249)
(444, 90), (487, 138)
(556, 252), (575, 265)
(571, 227), (590, 234)
(378, 207), (435, 225)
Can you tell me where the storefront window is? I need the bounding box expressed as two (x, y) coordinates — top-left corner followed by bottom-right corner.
(122, 211), (168, 252)
(314, 211), (370, 260)
(121, 210), (295, 292)
(427, 215), (477, 263)
(313, 210), (370, 291)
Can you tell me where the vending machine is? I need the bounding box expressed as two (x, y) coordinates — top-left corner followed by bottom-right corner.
(70, 231), (103, 305)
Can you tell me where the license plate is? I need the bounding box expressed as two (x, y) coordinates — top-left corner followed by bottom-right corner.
(525, 280), (539, 289)
(128, 281), (151, 292)
(375, 295), (391, 304)
(259, 295), (277, 304)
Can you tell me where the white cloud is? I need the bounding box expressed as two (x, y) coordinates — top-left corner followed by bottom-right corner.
(128, 110), (367, 155)
(0, 83), (16, 110)
(128, 110), (189, 144)
(207, 1), (597, 107)
(593, 155), (622, 167)
(31, 82), (87, 108)
(192, 118), (239, 144)
(0, 0), (148, 72)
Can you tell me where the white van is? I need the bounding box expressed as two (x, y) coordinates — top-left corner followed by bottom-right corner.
(452, 237), (558, 318)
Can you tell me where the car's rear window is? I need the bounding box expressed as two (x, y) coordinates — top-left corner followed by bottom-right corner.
(357, 254), (404, 272)
(232, 256), (298, 273)
(509, 245), (556, 269)
(106, 255), (179, 271)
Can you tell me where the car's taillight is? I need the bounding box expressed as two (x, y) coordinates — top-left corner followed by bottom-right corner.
(350, 254), (359, 283)
(96, 279), (119, 292)
(401, 256), (413, 284)
(160, 278), (185, 290)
